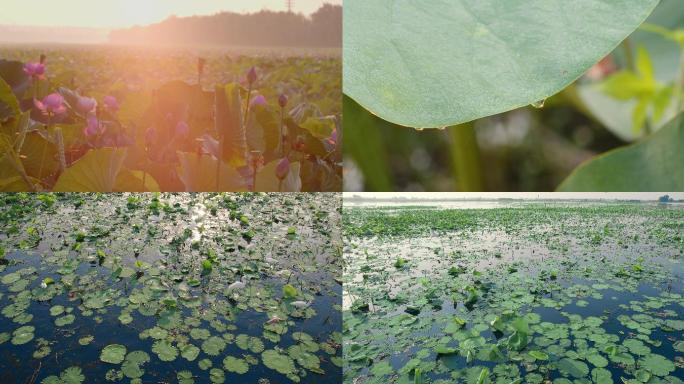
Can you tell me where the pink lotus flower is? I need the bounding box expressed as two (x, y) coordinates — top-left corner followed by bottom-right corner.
(278, 94), (288, 108)
(103, 95), (119, 112)
(250, 95), (267, 107)
(246, 66), (257, 85)
(76, 97), (97, 114)
(83, 114), (100, 136)
(23, 62), (45, 79)
(176, 121), (190, 136)
(276, 157), (290, 180)
(34, 93), (66, 116)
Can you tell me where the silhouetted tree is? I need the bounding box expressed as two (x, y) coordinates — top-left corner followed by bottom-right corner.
(109, 5), (341, 48)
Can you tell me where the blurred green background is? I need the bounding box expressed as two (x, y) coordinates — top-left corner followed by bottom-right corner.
(343, 0), (684, 192)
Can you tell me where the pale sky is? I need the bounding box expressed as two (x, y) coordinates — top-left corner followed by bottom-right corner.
(344, 193), (684, 201)
(0, 0), (341, 28)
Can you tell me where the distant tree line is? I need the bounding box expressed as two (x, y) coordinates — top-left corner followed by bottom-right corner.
(108, 4), (341, 47)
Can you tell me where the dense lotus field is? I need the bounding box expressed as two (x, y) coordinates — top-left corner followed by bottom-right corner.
(343, 203), (684, 383)
(0, 193), (342, 383)
(0, 47), (341, 192)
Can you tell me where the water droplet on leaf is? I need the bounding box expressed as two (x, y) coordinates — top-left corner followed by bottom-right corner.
(531, 99), (546, 109)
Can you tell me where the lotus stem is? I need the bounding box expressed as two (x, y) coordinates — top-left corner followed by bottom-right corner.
(448, 123), (484, 191)
(215, 137), (223, 191)
(279, 107), (285, 157)
(243, 84), (253, 129)
(37, 116), (51, 182)
(54, 127), (66, 172)
(14, 112), (29, 152)
(251, 160), (257, 192)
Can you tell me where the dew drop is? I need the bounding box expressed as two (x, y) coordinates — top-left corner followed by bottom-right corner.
(531, 99), (546, 109)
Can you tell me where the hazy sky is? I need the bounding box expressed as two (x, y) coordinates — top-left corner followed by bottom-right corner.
(0, 0), (341, 28)
(344, 192), (684, 201)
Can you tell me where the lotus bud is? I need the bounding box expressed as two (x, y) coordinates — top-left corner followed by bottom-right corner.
(276, 157), (290, 180)
(278, 94), (288, 108)
(246, 66), (257, 85)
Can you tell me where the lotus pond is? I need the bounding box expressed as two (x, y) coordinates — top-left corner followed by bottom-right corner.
(0, 47), (341, 192)
(343, 203), (684, 383)
(0, 192), (342, 383)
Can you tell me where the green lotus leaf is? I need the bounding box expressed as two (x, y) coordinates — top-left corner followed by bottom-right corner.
(60, 366), (85, 384)
(152, 340), (178, 362)
(100, 344), (127, 364)
(209, 368), (225, 384)
(190, 328), (211, 340)
(177, 370), (194, 384)
(223, 356), (249, 374)
(288, 345), (323, 373)
(262, 349), (296, 375)
(640, 353), (675, 376)
(586, 352), (608, 368)
(201, 336), (226, 356)
(55, 314), (75, 327)
(125, 351), (150, 365)
(118, 312), (133, 325)
(49, 305), (65, 316)
(121, 360), (144, 379)
(148, 326), (168, 340)
(33, 345), (51, 359)
(11, 325), (35, 345)
(1, 271), (21, 285)
(180, 344), (200, 361)
(557, 358), (589, 378)
(198, 358), (213, 370)
(673, 340), (684, 352)
(176, 152), (247, 192)
(558, 112), (684, 191)
(344, 0), (659, 128)
(41, 376), (61, 384)
(623, 338), (651, 356)
(528, 350), (549, 361)
(53, 148), (128, 192)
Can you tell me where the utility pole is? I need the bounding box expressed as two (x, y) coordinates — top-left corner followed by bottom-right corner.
(285, 0), (294, 13)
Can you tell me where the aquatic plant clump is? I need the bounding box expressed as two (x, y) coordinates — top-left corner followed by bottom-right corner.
(343, 203), (684, 383)
(0, 193), (342, 383)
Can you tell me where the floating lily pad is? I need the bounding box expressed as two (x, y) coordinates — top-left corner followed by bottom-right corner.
(100, 344), (127, 364)
(262, 349), (296, 375)
(223, 356), (249, 374)
(11, 325), (34, 345)
(152, 340), (178, 362)
(201, 336), (226, 356)
(640, 353), (675, 376)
